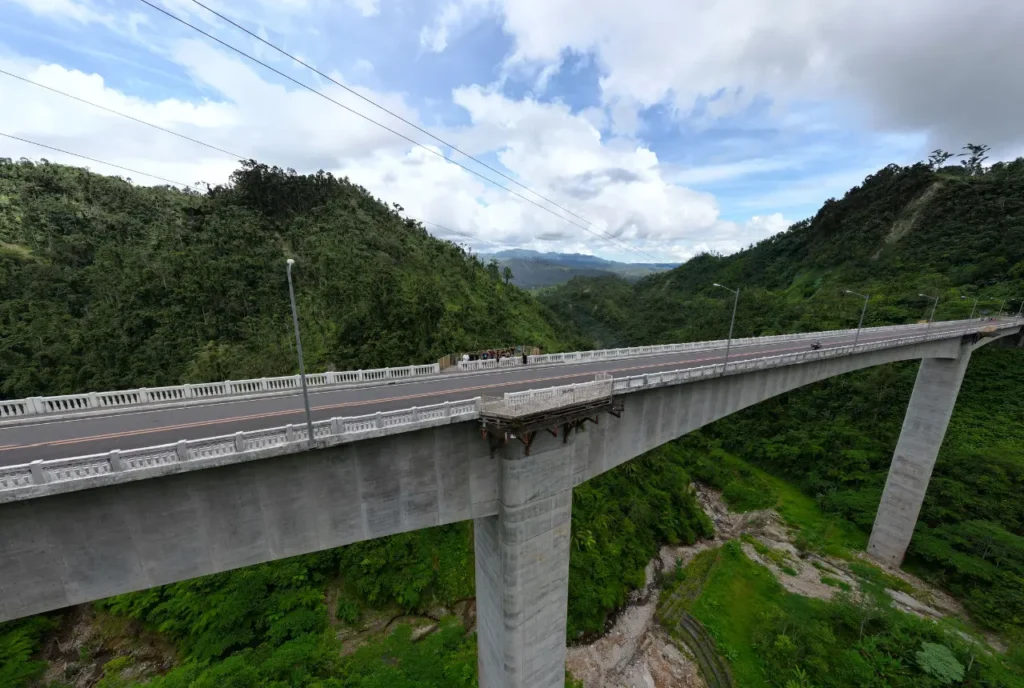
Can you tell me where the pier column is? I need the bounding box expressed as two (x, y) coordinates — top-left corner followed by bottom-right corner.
(868, 343), (972, 565)
(474, 433), (573, 688)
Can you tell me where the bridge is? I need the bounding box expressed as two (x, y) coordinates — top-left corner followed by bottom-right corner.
(0, 318), (1019, 687)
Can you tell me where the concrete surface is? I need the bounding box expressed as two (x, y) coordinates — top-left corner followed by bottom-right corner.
(0, 332), (970, 625)
(0, 322), (973, 466)
(867, 342), (973, 565)
(2, 326), (1020, 688)
(476, 433), (573, 688)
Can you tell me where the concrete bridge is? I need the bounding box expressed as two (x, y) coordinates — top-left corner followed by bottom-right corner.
(0, 319), (1019, 687)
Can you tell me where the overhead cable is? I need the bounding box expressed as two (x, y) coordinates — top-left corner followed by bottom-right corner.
(0, 132), (192, 187)
(135, 0), (654, 261)
(0, 68), (246, 161)
(186, 0), (657, 262)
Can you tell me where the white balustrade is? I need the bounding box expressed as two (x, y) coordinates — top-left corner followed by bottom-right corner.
(0, 323), (1007, 497)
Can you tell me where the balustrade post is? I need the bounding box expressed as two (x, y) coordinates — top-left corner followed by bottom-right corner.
(29, 459), (48, 485)
(176, 440), (189, 461)
(233, 432), (245, 452)
(108, 450), (124, 472)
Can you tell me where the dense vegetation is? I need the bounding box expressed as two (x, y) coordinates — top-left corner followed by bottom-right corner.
(541, 158), (1024, 347)
(670, 542), (1021, 688)
(0, 159), (584, 399)
(4, 154), (1024, 685)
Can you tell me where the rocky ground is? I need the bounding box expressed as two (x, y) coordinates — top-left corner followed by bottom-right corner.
(32, 482), (992, 688)
(566, 482), (991, 687)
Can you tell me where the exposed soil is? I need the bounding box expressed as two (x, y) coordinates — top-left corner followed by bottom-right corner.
(567, 482), (999, 687)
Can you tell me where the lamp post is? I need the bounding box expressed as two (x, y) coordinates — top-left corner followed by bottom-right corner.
(998, 299), (1006, 317)
(844, 289), (869, 347)
(286, 259), (315, 446)
(919, 293), (939, 331)
(962, 295), (978, 320)
(712, 283), (740, 374)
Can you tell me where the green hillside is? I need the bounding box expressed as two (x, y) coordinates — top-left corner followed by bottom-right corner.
(541, 159), (1024, 347)
(0, 159), (583, 400)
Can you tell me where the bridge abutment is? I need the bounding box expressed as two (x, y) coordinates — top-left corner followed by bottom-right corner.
(868, 343), (972, 566)
(474, 433), (574, 688)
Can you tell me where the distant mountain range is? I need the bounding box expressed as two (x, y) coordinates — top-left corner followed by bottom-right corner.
(478, 249), (677, 288)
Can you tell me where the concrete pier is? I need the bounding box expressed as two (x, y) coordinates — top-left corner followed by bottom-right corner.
(475, 433), (574, 688)
(868, 343), (973, 565)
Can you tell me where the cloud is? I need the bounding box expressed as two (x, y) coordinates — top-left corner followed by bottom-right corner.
(474, 0), (1024, 151)
(4, 0), (115, 26)
(2, 14), (794, 263)
(345, 0), (380, 16)
(419, 0), (496, 53)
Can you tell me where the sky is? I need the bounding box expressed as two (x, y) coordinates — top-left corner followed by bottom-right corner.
(1, 0), (1022, 263)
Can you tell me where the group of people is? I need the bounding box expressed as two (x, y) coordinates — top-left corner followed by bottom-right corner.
(461, 347), (530, 364)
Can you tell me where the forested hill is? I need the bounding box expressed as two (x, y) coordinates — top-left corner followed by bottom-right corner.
(0, 159), (583, 399)
(541, 158), (1024, 347)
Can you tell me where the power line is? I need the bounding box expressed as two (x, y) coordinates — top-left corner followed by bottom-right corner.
(135, 0), (654, 261)
(0, 132), (192, 187)
(420, 220), (507, 252)
(186, 0), (657, 262)
(0, 69), (246, 161)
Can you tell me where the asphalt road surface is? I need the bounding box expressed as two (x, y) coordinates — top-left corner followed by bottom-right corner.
(0, 323), (968, 466)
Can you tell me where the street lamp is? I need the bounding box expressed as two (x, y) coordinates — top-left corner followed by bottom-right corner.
(844, 290), (869, 347)
(286, 259), (315, 446)
(712, 283), (740, 374)
(919, 293), (939, 331)
(999, 299), (1007, 317)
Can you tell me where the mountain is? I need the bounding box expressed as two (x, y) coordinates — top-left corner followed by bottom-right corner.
(540, 159), (1024, 347)
(0, 160), (584, 399)
(539, 157), (1024, 645)
(478, 248), (676, 288)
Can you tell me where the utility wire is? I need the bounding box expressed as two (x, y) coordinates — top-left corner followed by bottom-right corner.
(421, 220), (507, 252)
(186, 0), (657, 262)
(0, 132), (192, 187)
(136, 0), (652, 261)
(0, 69), (246, 161)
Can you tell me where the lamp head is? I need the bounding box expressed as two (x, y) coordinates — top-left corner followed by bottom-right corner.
(287, 259), (295, 266)
(712, 283), (721, 288)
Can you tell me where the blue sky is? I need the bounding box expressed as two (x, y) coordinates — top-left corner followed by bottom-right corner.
(1, 0), (1021, 262)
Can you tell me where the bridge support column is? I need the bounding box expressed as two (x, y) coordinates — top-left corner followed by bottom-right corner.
(474, 435), (573, 688)
(868, 343), (972, 566)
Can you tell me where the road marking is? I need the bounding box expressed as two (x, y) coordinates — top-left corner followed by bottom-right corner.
(0, 328), (957, 454)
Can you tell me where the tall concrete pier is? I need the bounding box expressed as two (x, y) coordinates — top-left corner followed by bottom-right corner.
(475, 433), (574, 688)
(868, 342), (973, 565)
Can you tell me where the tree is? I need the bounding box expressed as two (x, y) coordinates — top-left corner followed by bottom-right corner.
(502, 265), (514, 285)
(928, 149), (955, 170)
(960, 143), (990, 176)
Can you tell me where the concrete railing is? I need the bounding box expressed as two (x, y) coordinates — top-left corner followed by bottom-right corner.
(526, 321), (952, 366)
(0, 319), (994, 421)
(3, 322), (1008, 501)
(0, 363), (442, 420)
(480, 373), (613, 418)
(0, 398), (482, 495)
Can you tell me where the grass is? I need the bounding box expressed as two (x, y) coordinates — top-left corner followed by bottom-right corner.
(688, 541), (782, 688)
(820, 575), (852, 592)
(848, 560), (915, 595)
(708, 448), (866, 557)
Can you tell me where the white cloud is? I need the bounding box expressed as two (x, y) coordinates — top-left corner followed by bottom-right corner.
(428, 0), (1024, 151)
(419, 0), (495, 53)
(345, 0), (380, 17)
(1, 26), (791, 263)
(4, 0), (114, 26)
